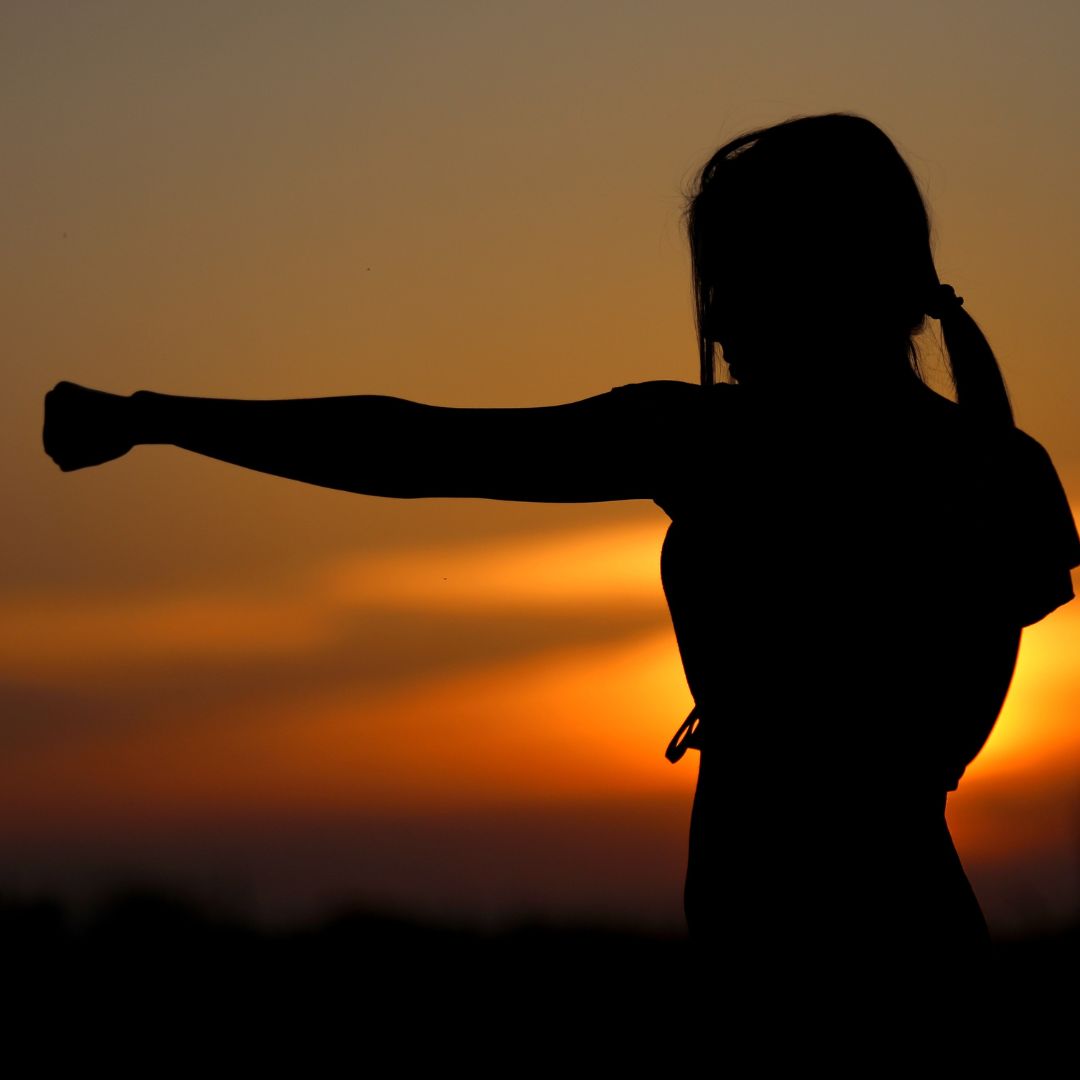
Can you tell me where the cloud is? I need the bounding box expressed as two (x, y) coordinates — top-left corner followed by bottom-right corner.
(0, 518), (670, 682)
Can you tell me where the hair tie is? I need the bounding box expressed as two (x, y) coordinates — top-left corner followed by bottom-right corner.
(925, 283), (964, 320)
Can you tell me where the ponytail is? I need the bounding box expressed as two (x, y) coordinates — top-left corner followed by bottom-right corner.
(928, 283), (1014, 429)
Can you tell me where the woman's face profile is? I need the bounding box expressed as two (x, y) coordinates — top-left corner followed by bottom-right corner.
(706, 288), (782, 386)
(705, 248), (829, 388)
(707, 304), (755, 384)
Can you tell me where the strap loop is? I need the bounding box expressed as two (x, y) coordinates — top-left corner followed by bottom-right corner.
(665, 705), (702, 764)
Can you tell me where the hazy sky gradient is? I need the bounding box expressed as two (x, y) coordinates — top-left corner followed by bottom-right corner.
(6, 1), (1079, 931)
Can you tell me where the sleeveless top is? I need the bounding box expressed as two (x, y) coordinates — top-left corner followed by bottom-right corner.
(607, 378), (1080, 794)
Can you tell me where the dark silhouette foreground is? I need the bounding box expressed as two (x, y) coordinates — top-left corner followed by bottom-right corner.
(5, 886), (1077, 1032)
(41, 113), (1080, 975)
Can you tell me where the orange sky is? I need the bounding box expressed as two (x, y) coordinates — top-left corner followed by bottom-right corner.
(5, 2), (1080, 934)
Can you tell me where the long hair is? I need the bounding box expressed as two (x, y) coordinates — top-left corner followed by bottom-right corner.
(685, 113), (1013, 428)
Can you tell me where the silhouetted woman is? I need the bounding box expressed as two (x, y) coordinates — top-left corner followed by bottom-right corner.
(43, 113), (1080, 972)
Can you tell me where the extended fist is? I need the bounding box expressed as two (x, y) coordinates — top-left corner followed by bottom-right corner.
(43, 381), (136, 472)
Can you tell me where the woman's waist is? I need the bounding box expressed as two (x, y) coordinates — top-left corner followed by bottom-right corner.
(667, 706), (955, 792)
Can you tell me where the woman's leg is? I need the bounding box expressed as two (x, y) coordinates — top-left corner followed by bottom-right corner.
(684, 752), (711, 946)
(942, 803), (992, 952)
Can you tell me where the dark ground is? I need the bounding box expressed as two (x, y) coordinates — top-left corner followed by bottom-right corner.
(5, 886), (1077, 1039)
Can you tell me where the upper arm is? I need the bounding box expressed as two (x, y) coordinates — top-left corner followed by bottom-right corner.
(379, 380), (704, 503)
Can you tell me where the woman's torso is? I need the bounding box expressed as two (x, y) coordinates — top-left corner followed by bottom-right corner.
(658, 376), (1025, 791)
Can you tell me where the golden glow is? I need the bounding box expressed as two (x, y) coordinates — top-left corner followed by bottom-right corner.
(324, 519), (666, 611)
(0, 628), (694, 832)
(963, 601), (1080, 778)
(4, 518), (1078, 856)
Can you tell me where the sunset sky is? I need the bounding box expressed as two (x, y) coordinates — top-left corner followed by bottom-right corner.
(5, 1), (1080, 934)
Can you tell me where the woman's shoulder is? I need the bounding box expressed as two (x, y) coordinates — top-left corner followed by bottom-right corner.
(607, 379), (737, 419)
(601, 381), (737, 518)
(899, 382), (1060, 468)
(606, 380), (741, 459)
(609, 378), (733, 398)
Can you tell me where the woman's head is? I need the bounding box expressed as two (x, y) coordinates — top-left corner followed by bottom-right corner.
(686, 113), (1013, 425)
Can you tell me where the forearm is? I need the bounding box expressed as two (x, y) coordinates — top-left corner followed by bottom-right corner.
(131, 389), (443, 498)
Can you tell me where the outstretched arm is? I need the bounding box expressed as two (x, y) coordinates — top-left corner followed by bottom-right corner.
(44, 380), (700, 504)
(130, 388), (652, 502)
